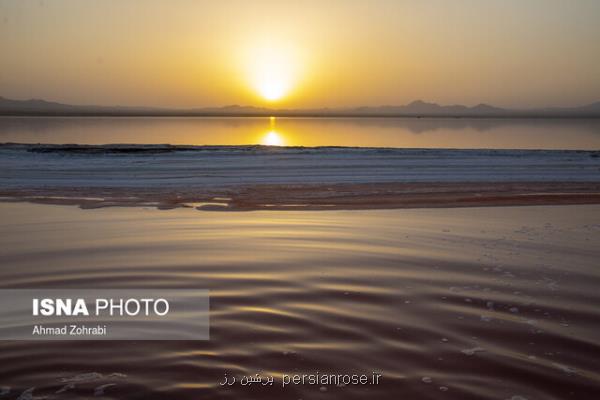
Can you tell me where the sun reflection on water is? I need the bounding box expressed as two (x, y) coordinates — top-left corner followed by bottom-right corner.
(261, 117), (285, 146)
(262, 130), (284, 146)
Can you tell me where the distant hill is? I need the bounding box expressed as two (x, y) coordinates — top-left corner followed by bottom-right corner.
(1, 96), (599, 117)
(349, 100), (508, 117)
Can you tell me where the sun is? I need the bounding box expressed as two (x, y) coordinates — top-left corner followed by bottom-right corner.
(263, 131), (284, 146)
(247, 44), (297, 102)
(259, 78), (287, 101)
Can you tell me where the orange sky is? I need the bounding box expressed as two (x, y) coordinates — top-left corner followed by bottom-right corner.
(1, 0), (599, 108)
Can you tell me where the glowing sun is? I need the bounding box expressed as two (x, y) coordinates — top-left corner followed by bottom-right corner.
(248, 44), (297, 101)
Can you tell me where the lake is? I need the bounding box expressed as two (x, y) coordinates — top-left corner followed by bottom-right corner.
(0, 203), (599, 399)
(1, 116), (599, 149)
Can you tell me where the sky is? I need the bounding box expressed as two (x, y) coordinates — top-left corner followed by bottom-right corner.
(1, 0), (599, 109)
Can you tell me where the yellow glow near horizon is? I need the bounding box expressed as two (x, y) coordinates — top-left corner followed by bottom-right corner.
(247, 43), (298, 102)
(262, 131), (284, 146)
(3, 3), (600, 109)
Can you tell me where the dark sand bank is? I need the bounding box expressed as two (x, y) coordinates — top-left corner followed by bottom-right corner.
(2, 181), (600, 211)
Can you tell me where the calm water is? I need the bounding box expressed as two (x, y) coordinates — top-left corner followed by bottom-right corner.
(1, 117), (600, 149)
(0, 203), (599, 399)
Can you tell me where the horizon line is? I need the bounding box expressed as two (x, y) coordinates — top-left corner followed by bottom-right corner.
(1, 96), (600, 119)
(2, 95), (600, 112)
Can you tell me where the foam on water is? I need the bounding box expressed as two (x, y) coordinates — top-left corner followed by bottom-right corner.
(1, 144), (599, 188)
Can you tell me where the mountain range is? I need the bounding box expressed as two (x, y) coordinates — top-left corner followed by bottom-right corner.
(1, 97), (599, 117)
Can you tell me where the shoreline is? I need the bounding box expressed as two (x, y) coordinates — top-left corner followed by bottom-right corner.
(2, 182), (600, 211)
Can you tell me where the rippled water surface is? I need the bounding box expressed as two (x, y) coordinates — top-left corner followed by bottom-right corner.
(0, 203), (599, 399)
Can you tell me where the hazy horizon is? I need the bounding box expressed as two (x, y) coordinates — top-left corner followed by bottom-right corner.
(1, 1), (600, 109)
(2, 94), (600, 111)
